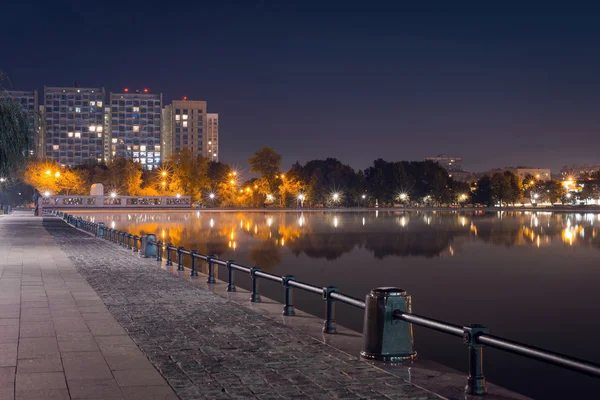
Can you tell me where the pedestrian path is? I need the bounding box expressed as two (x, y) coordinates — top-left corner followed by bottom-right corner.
(0, 212), (177, 400)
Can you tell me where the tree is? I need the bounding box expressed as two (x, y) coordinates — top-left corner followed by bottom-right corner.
(165, 150), (210, 202)
(505, 171), (522, 205)
(248, 147), (282, 193)
(24, 160), (87, 195)
(490, 173), (511, 206)
(0, 100), (32, 179)
(473, 175), (493, 206)
(545, 180), (567, 204)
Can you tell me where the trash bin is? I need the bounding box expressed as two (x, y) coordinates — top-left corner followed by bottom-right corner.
(140, 234), (157, 258)
(361, 287), (416, 361)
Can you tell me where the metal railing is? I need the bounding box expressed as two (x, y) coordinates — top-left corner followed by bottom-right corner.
(49, 210), (600, 395)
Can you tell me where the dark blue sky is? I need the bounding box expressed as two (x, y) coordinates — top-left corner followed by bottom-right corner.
(2, 1), (600, 173)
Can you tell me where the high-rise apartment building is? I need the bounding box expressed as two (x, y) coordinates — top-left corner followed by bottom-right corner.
(42, 87), (106, 166)
(166, 100), (206, 159)
(109, 89), (162, 169)
(161, 105), (173, 160)
(207, 113), (219, 162)
(0, 90), (40, 156)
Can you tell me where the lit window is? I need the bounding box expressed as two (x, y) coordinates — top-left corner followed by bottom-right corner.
(140, 152), (146, 157)
(208, 141), (212, 144)
(140, 158), (146, 164)
(111, 139), (118, 144)
(75, 107), (81, 113)
(155, 145), (160, 151)
(182, 115), (188, 120)
(175, 115), (180, 121)
(97, 101), (103, 107)
(133, 152), (139, 157)
(147, 152), (153, 157)
(133, 145), (139, 150)
(133, 158), (139, 162)
(112, 151), (116, 156)
(97, 126), (103, 132)
(52, 145), (59, 150)
(89, 125), (96, 132)
(97, 133), (102, 138)
(90, 101), (96, 106)
(133, 125), (139, 132)
(133, 107), (139, 112)
(140, 145), (146, 151)
(68, 132), (74, 138)
(213, 153), (217, 157)
(183, 121), (188, 127)
(208, 149), (211, 152)
(74, 132), (81, 138)
(127, 146), (131, 151)
(97, 158), (102, 162)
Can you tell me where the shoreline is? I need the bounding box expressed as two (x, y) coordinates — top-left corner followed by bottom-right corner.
(43, 205), (600, 213)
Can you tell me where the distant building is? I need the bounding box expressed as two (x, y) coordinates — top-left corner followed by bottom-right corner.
(207, 113), (219, 162)
(560, 164), (600, 179)
(447, 170), (472, 182)
(0, 90), (40, 156)
(42, 86), (106, 166)
(488, 167), (551, 182)
(424, 154), (463, 171)
(163, 99), (218, 161)
(109, 89), (162, 170)
(161, 105), (173, 161)
(168, 100), (206, 159)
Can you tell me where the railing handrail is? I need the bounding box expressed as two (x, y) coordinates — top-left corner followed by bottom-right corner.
(49, 209), (600, 395)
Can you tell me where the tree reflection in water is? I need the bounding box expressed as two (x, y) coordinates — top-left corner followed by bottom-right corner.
(79, 211), (600, 271)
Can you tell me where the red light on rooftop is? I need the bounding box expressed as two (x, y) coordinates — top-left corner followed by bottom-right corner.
(183, 96), (187, 101)
(144, 88), (148, 93)
(124, 88), (129, 92)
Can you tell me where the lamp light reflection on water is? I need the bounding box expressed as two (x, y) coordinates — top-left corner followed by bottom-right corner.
(209, 219), (214, 228)
(333, 217), (339, 228)
(362, 217), (365, 226)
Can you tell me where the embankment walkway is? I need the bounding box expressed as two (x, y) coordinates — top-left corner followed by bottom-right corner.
(0, 212), (441, 400)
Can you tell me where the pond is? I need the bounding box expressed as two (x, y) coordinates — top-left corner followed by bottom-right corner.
(69, 210), (600, 399)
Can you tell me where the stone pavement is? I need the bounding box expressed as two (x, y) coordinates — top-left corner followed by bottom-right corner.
(0, 212), (178, 400)
(3, 212), (443, 400)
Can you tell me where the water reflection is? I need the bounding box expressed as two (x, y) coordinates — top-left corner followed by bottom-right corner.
(78, 211), (600, 271)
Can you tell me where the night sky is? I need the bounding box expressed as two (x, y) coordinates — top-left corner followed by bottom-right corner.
(2, 1), (600, 174)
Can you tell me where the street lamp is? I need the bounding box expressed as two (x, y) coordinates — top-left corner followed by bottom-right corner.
(399, 193), (408, 201)
(54, 171), (60, 178)
(297, 193), (305, 208)
(45, 170), (51, 175)
(43, 191), (50, 197)
(176, 193), (181, 199)
(161, 171), (167, 177)
(209, 193), (215, 200)
(110, 192), (117, 198)
(0, 178), (5, 183)
(332, 192), (340, 204)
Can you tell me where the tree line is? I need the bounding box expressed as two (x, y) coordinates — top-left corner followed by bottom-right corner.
(15, 146), (600, 207)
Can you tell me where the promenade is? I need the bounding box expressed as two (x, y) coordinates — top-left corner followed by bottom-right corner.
(0, 212), (442, 400)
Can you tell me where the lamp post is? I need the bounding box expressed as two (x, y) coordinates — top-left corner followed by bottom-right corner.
(297, 193), (305, 208)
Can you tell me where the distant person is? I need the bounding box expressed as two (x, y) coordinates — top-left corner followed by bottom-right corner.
(33, 190), (40, 216)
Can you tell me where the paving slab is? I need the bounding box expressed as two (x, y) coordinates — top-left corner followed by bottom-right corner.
(0, 213), (177, 400)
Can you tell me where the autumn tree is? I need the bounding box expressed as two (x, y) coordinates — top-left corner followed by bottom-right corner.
(24, 160), (87, 195)
(165, 150), (210, 202)
(248, 147), (282, 194)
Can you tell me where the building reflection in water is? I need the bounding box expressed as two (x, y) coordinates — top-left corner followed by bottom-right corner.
(79, 211), (600, 271)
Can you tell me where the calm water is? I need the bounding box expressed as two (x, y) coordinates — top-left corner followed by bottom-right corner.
(70, 210), (600, 399)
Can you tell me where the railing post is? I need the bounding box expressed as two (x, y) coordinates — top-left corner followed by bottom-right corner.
(165, 244), (173, 266)
(464, 324), (488, 395)
(323, 286), (338, 334)
(122, 232), (128, 248)
(127, 234), (133, 249)
(250, 267), (261, 303)
(190, 251), (199, 276)
(226, 260), (236, 292)
(156, 241), (162, 261)
(132, 236), (139, 252)
(282, 275), (296, 316)
(206, 255), (216, 284)
(177, 246), (184, 271)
